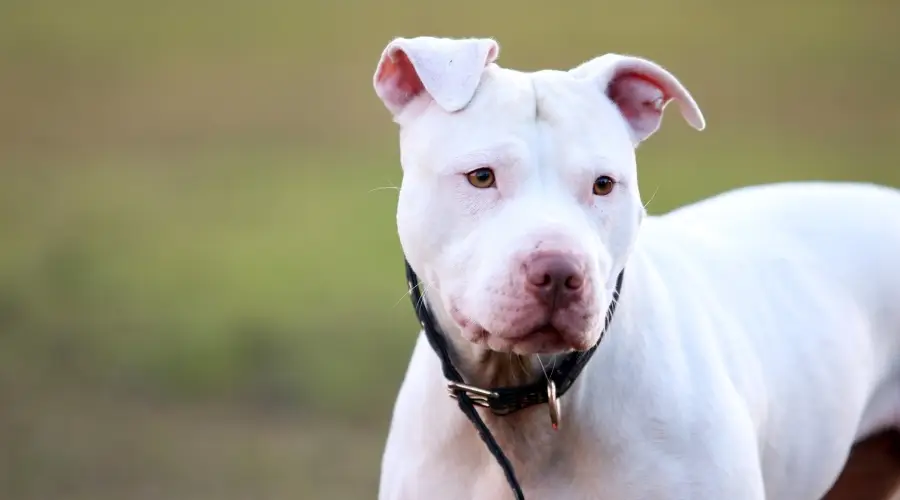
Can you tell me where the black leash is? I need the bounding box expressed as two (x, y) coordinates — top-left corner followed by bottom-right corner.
(404, 260), (625, 500)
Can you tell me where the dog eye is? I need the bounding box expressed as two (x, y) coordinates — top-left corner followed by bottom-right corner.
(592, 176), (615, 196)
(466, 167), (496, 189)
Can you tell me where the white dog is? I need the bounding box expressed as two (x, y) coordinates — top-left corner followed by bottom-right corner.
(372, 36), (900, 500)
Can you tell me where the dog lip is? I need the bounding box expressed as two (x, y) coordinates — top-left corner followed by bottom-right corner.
(517, 323), (596, 352)
(508, 327), (573, 355)
(523, 323), (562, 338)
(447, 304), (490, 343)
(448, 302), (595, 351)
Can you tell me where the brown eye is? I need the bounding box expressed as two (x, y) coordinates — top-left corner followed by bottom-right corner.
(466, 167), (496, 189)
(592, 176), (615, 196)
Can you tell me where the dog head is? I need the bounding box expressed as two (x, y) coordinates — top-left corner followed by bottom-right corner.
(374, 36), (704, 355)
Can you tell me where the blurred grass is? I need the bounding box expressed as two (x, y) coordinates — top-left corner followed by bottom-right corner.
(1, 0), (899, 498)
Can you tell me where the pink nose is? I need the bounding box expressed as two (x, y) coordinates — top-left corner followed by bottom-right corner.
(524, 253), (585, 309)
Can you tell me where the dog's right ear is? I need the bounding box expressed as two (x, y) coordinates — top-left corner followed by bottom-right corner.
(373, 36), (499, 117)
(570, 54), (705, 145)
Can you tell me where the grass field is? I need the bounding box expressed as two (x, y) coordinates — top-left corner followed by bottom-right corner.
(1, 1), (899, 498)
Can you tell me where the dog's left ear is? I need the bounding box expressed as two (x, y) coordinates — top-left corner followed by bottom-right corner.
(373, 36), (499, 117)
(570, 54), (705, 145)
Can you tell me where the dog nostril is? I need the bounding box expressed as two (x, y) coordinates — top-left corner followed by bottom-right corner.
(528, 271), (556, 289)
(536, 273), (553, 288)
(564, 274), (583, 290)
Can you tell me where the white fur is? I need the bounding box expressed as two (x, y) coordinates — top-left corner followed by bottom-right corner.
(373, 36), (900, 500)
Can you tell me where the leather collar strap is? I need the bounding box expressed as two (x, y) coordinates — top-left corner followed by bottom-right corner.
(404, 260), (625, 500)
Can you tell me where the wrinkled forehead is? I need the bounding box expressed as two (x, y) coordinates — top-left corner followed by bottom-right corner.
(399, 66), (634, 175)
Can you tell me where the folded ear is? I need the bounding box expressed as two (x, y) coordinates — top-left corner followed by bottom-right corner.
(373, 36), (500, 117)
(570, 54), (705, 145)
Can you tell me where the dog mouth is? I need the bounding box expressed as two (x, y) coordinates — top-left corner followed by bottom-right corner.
(449, 303), (596, 354)
(483, 323), (581, 355)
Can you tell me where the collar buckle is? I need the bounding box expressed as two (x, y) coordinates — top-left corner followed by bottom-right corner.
(447, 381), (498, 408)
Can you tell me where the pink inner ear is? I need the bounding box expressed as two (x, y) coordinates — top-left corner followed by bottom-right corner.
(376, 49), (426, 110)
(486, 44), (499, 65)
(606, 71), (671, 142)
(607, 72), (669, 117)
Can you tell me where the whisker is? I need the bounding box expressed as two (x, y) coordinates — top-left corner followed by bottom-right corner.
(537, 355), (551, 384)
(368, 184), (400, 194)
(392, 289), (413, 309)
(515, 354), (532, 383)
(414, 281), (434, 312)
(643, 185), (661, 210)
(393, 280), (427, 309)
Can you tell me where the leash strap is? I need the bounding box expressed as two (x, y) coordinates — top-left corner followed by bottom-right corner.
(405, 262), (525, 499)
(404, 260), (625, 500)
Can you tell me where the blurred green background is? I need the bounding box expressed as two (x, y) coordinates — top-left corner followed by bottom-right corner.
(1, 1), (899, 498)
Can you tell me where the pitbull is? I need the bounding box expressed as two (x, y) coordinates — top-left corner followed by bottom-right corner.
(371, 36), (900, 499)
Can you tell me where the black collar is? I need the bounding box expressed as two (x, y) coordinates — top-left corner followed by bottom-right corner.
(404, 260), (625, 500)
